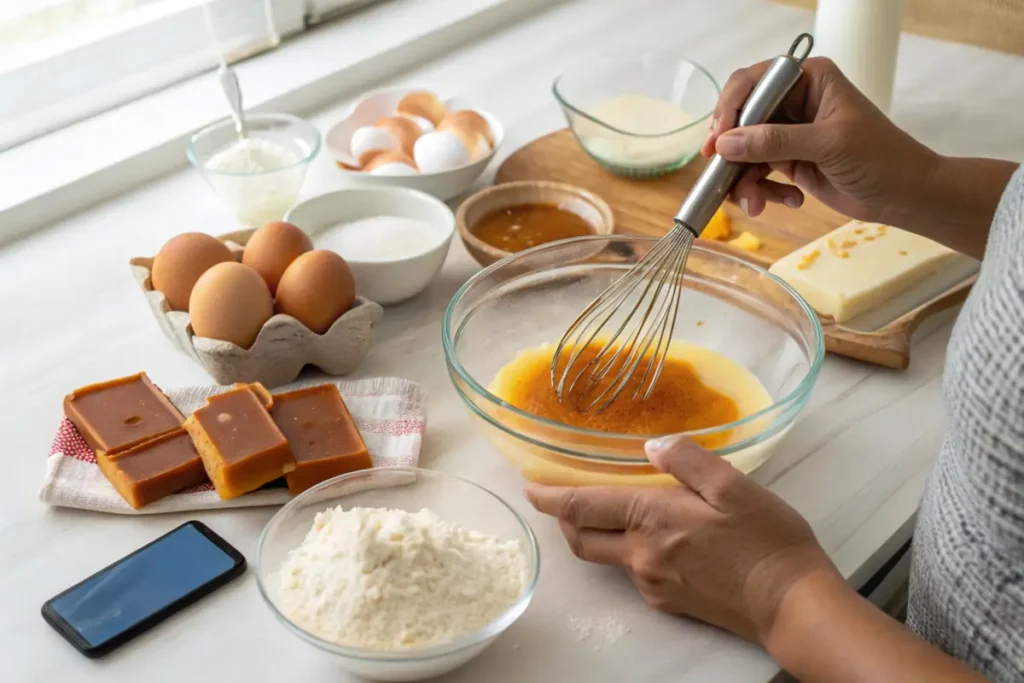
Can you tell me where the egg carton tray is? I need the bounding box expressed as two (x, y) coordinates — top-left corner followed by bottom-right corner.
(130, 228), (383, 388)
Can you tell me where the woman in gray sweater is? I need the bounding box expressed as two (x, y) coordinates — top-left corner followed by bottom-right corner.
(527, 57), (1022, 682)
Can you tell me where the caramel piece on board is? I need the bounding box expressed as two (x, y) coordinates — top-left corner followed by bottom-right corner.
(96, 429), (208, 509)
(184, 385), (294, 500)
(64, 372), (184, 455)
(270, 384), (372, 494)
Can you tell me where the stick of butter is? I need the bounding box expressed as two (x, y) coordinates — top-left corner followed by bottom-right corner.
(768, 221), (958, 323)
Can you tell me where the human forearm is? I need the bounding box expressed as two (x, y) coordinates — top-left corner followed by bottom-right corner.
(766, 571), (988, 683)
(900, 156), (1018, 260)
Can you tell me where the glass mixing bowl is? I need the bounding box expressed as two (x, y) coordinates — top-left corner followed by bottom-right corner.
(553, 53), (719, 177)
(255, 467), (539, 682)
(187, 113), (321, 226)
(443, 235), (824, 487)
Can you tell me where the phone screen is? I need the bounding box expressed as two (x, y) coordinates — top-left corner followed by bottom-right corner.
(42, 521), (245, 657)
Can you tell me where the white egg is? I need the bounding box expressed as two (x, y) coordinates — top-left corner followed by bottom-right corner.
(350, 126), (398, 166)
(398, 113), (435, 133)
(369, 162), (419, 176)
(413, 131), (471, 173)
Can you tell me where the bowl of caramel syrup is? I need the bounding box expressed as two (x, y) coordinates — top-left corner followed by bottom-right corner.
(456, 181), (614, 267)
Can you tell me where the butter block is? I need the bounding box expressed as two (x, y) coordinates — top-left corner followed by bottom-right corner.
(729, 231), (761, 252)
(768, 221), (957, 323)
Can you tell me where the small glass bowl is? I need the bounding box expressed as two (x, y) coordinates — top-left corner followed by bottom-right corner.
(187, 113), (321, 226)
(255, 467), (540, 682)
(443, 235), (824, 487)
(553, 53), (719, 177)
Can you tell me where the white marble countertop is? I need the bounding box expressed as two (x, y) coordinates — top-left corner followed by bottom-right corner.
(4, 1), (1024, 681)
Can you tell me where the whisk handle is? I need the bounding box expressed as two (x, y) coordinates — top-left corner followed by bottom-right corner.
(674, 33), (813, 236)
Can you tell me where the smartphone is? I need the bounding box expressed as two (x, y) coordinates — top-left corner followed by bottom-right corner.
(41, 520), (246, 658)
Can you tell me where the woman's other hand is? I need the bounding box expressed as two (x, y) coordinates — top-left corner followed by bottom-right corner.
(702, 57), (940, 227)
(524, 436), (839, 644)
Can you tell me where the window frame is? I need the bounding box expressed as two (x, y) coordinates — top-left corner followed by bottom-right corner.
(2, 0), (317, 152)
(0, 0), (549, 245)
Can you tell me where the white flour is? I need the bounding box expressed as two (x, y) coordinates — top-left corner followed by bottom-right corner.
(568, 614), (631, 650)
(204, 137), (306, 225)
(206, 137), (301, 173)
(277, 506), (527, 650)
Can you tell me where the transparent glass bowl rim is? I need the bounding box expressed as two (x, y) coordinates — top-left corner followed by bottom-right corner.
(552, 53), (721, 139)
(442, 235), (825, 458)
(186, 112), (322, 177)
(254, 466), (541, 663)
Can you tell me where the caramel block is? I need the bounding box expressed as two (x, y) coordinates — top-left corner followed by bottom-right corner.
(64, 372), (184, 455)
(270, 384), (372, 494)
(230, 382), (273, 409)
(96, 429), (208, 509)
(184, 385), (294, 500)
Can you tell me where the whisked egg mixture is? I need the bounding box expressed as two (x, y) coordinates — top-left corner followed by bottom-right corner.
(489, 340), (772, 448)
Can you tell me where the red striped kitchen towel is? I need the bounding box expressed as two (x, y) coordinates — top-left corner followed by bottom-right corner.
(40, 376), (426, 515)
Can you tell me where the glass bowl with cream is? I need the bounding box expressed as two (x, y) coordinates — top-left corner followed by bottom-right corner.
(443, 235), (824, 487)
(188, 113), (321, 226)
(285, 187), (455, 305)
(554, 53), (719, 177)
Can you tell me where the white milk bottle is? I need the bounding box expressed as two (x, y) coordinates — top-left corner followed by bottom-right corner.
(813, 0), (906, 114)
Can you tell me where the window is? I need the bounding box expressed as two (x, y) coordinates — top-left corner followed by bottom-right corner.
(0, 0), (375, 151)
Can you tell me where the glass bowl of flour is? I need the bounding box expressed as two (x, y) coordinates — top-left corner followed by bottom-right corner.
(554, 52), (719, 177)
(256, 467), (540, 682)
(188, 113), (321, 226)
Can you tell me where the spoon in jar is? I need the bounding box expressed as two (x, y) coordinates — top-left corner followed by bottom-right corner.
(203, 1), (246, 141)
(219, 64), (247, 141)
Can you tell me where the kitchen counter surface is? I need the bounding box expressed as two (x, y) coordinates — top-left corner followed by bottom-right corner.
(4, 0), (1024, 681)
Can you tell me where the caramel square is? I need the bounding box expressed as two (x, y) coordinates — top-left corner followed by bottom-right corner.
(270, 384), (372, 494)
(184, 385), (294, 500)
(227, 382), (273, 409)
(64, 372), (184, 455)
(96, 429), (207, 509)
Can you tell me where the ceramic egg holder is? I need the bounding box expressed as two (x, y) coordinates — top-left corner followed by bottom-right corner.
(131, 228), (383, 388)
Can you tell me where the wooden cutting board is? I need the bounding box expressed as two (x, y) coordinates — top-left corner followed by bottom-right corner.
(494, 128), (976, 370)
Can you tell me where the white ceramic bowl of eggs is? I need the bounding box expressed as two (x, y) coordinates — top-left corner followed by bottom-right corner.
(325, 89), (503, 201)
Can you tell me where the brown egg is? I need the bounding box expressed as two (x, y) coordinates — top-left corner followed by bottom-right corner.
(396, 91), (447, 126)
(374, 116), (422, 156)
(437, 120), (488, 161)
(439, 110), (494, 147)
(275, 250), (356, 334)
(242, 221), (313, 294)
(151, 233), (233, 311)
(189, 262), (274, 349)
(362, 150), (418, 173)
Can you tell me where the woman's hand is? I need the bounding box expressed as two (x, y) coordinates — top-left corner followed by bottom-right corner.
(524, 436), (839, 644)
(527, 437), (992, 682)
(701, 56), (1017, 259)
(701, 57), (942, 225)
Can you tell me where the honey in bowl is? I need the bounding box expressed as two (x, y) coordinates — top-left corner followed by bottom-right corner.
(489, 340), (772, 450)
(473, 202), (594, 253)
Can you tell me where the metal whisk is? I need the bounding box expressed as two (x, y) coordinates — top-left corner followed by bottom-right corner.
(552, 33), (814, 412)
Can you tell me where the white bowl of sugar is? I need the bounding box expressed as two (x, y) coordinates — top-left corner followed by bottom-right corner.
(286, 187), (455, 305)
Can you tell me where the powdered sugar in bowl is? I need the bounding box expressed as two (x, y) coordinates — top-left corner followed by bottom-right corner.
(188, 113), (321, 226)
(255, 467), (540, 681)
